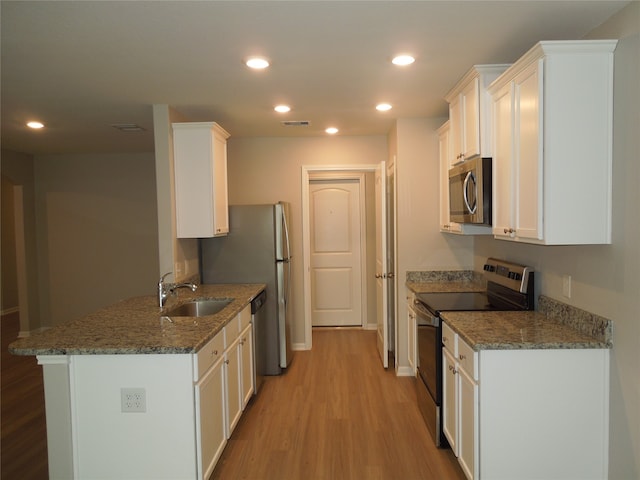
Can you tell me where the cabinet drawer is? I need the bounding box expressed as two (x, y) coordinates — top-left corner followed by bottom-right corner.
(457, 337), (477, 380)
(239, 305), (251, 330)
(195, 331), (225, 380)
(442, 322), (457, 355)
(225, 314), (241, 343)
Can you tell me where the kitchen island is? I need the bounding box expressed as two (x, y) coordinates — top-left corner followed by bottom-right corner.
(9, 283), (265, 480)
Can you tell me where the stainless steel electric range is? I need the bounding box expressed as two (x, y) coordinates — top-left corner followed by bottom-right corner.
(414, 258), (534, 447)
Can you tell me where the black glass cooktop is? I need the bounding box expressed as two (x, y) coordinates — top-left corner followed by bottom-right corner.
(416, 291), (496, 314)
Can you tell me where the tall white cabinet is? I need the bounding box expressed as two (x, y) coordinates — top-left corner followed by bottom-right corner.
(173, 122), (230, 238)
(489, 40), (617, 245)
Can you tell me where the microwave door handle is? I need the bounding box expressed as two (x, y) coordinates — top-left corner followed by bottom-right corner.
(463, 171), (477, 214)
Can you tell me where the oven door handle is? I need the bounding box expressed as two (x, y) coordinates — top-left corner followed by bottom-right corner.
(414, 301), (440, 327)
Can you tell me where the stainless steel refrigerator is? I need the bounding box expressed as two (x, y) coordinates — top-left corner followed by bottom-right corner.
(199, 203), (293, 375)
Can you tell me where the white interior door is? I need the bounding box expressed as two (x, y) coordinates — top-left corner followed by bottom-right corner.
(310, 179), (363, 327)
(375, 162), (388, 368)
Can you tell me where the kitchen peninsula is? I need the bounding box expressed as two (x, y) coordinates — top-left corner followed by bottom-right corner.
(9, 283), (265, 480)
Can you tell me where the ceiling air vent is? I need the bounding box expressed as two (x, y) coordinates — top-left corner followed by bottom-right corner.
(281, 120), (310, 127)
(111, 123), (146, 133)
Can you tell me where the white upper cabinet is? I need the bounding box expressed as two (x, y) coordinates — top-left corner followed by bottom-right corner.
(489, 40), (617, 245)
(445, 65), (510, 167)
(173, 122), (230, 238)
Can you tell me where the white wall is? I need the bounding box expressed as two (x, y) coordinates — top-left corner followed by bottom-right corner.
(474, 3), (639, 477)
(226, 136), (387, 346)
(33, 153), (160, 327)
(1, 150), (41, 331)
(152, 105), (199, 283)
(393, 117), (475, 371)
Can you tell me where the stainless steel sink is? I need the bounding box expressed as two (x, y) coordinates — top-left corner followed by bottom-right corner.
(165, 298), (233, 317)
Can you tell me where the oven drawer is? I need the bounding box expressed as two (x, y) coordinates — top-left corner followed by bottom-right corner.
(457, 337), (477, 380)
(442, 322), (457, 356)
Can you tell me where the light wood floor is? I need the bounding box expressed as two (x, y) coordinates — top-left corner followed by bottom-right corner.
(211, 328), (466, 480)
(1, 312), (48, 480)
(1, 317), (464, 480)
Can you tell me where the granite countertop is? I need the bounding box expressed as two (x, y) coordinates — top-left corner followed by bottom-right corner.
(9, 284), (266, 356)
(441, 310), (611, 351)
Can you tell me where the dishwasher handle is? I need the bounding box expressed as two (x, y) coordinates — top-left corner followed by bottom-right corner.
(251, 289), (267, 314)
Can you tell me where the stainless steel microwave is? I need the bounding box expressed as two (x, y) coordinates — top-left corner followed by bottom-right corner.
(449, 157), (492, 225)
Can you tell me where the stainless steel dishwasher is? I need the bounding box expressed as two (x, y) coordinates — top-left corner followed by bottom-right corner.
(251, 289), (267, 393)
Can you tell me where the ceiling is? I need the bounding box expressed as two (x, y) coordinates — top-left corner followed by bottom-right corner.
(1, 0), (630, 155)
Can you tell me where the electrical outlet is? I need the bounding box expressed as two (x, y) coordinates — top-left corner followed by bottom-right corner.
(562, 275), (572, 298)
(121, 388), (146, 413)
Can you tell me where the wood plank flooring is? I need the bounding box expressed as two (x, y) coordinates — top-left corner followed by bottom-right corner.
(211, 328), (465, 480)
(1, 312), (48, 480)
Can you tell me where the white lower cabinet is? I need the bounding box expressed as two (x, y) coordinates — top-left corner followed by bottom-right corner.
(224, 335), (242, 437)
(39, 303), (256, 480)
(195, 353), (226, 480)
(442, 346), (458, 455)
(407, 292), (417, 375)
(240, 322), (254, 408)
(442, 320), (609, 480)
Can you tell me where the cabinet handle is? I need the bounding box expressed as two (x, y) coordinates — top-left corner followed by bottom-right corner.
(503, 228), (516, 235)
(449, 365), (457, 374)
(225, 359), (230, 365)
(459, 354), (466, 360)
(212, 350), (218, 356)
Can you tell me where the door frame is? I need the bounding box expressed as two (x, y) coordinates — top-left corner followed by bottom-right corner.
(301, 164), (379, 350)
(308, 174), (366, 328)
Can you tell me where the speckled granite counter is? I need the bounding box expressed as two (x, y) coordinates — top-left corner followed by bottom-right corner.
(406, 270), (485, 294)
(9, 284), (266, 356)
(442, 295), (612, 351)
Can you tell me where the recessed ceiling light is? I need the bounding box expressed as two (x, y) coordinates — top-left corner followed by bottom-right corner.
(246, 57), (270, 69)
(325, 127), (339, 135)
(392, 55), (415, 66)
(27, 121), (44, 129)
(274, 105), (291, 113)
(376, 103), (393, 112)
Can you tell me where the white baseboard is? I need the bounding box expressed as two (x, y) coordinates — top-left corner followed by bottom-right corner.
(396, 365), (415, 377)
(18, 326), (49, 338)
(291, 342), (308, 351)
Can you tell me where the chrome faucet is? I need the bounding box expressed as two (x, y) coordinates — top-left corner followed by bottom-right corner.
(158, 272), (198, 308)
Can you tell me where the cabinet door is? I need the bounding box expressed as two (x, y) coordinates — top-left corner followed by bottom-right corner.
(442, 348), (458, 455)
(407, 306), (416, 375)
(513, 60), (543, 241)
(240, 323), (254, 409)
(462, 77), (480, 160)
(212, 131), (229, 235)
(173, 122), (230, 238)
(449, 96), (464, 166)
(225, 338), (242, 437)
(458, 366), (478, 480)
(195, 359), (226, 480)
(439, 123), (452, 232)
(492, 81), (515, 238)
